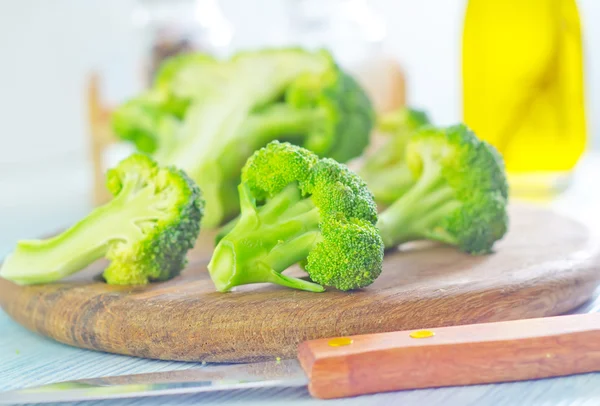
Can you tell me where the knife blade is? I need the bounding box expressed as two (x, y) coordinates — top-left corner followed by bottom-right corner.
(3, 313), (600, 404)
(0, 359), (308, 404)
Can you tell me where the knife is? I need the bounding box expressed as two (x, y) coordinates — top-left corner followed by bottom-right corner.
(3, 313), (600, 404)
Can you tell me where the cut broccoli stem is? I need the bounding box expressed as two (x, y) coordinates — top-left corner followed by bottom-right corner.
(0, 178), (163, 285)
(208, 183), (325, 292)
(376, 158), (461, 249)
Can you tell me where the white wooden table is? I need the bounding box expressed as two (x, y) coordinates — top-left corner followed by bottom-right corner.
(1, 154), (600, 406)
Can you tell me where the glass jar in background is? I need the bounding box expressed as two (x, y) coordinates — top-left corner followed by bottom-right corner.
(285, 0), (406, 115)
(462, 0), (587, 200)
(90, 0), (234, 205)
(132, 0), (234, 87)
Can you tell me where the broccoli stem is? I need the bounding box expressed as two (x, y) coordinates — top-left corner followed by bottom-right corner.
(376, 158), (460, 249)
(210, 105), (325, 227)
(207, 183), (325, 292)
(246, 104), (323, 144)
(162, 97), (324, 229)
(0, 180), (162, 285)
(213, 185), (317, 245)
(159, 96), (253, 228)
(189, 161), (224, 228)
(214, 215), (238, 245)
(153, 115), (181, 162)
(219, 104), (324, 179)
(362, 164), (415, 206)
(264, 231), (322, 271)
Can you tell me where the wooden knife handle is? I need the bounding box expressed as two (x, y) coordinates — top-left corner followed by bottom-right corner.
(297, 313), (600, 399)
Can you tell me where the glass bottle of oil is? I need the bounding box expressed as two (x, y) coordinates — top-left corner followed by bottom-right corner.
(462, 0), (587, 200)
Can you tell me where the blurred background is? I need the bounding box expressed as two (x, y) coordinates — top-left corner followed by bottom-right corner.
(0, 0), (599, 254)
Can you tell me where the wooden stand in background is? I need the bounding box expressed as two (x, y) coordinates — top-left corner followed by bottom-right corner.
(358, 55), (407, 115)
(87, 73), (116, 206)
(351, 56), (407, 168)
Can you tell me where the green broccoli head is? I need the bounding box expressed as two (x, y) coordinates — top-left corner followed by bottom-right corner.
(102, 154), (204, 284)
(281, 63), (375, 162)
(207, 141), (383, 293)
(111, 48), (375, 229)
(0, 153), (204, 286)
(377, 106), (430, 134)
(110, 92), (180, 158)
(110, 53), (221, 157)
(306, 216), (383, 291)
(377, 124), (509, 255)
(358, 107), (431, 206)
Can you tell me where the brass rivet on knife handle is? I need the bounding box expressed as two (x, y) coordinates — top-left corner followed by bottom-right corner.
(328, 337), (354, 347)
(297, 313), (600, 400)
(409, 330), (435, 339)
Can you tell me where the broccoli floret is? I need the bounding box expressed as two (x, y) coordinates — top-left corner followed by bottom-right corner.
(112, 48), (375, 229)
(377, 106), (431, 134)
(358, 107), (431, 206)
(0, 153), (204, 285)
(111, 92), (181, 161)
(207, 141), (383, 293)
(376, 124), (509, 255)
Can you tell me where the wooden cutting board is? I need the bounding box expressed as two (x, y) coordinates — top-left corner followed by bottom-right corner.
(1, 204), (599, 363)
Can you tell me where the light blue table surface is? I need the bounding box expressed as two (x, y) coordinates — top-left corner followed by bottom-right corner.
(2, 154), (600, 405)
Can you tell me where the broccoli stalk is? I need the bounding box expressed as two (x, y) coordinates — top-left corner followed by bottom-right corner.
(376, 124), (509, 255)
(377, 156), (460, 246)
(358, 107), (431, 207)
(210, 183), (325, 292)
(0, 154), (204, 285)
(208, 141), (384, 293)
(112, 48), (375, 229)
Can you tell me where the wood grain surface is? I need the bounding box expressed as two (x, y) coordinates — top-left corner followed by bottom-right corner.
(1, 204), (599, 363)
(298, 313), (600, 399)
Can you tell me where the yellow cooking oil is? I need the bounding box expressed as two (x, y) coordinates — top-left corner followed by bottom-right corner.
(462, 0), (587, 200)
